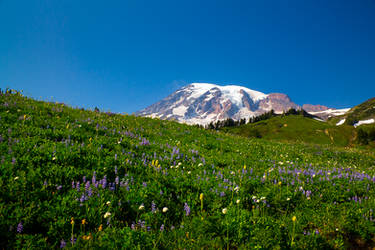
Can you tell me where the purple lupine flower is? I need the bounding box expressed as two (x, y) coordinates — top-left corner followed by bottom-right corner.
(220, 192), (225, 197)
(70, 237), (76, 245)
(115, 176), (119, 185)
(184, 203), (190, 216)
(60, 239), (66, 248)
(142, 182), (147, 187)
(160, 190), (163, 195)
(72, 181), (75, 189)
(17, 222), (23, 233)
(85, 181), (90, 191)
(76, 181), (80, 192)
(80, 194), (85, 203)
(43, 180), (48, 186)
(138, 220), (146, 229)
(102, 176), (107, 189)
(56, 185), (62, 190)
(306, 190), (311, 198)
(87, 187), (93, 197)
(131, 223), (135, 230)
(151, 201), (156, 213)
(82, 176), (86, 183)
(160, 224), (164, 232)
(315, 229), (319, 235)
(92, 172), (96, 185)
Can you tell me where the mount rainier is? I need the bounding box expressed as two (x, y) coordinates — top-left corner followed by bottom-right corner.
(136, 83), (337, 125)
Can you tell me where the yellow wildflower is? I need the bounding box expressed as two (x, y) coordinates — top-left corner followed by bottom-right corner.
(82, 234), (92, 240)
(200, 193), (204, 201)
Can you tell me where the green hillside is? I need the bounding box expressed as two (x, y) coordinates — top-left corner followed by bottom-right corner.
(221, 115), (356, 147)
(1, 90), (375, 249)
(327, 98), (375, 127)
(345, 98), (375, 125)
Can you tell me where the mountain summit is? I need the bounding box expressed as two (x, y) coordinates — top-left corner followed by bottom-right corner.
(137, 83), (300, 124)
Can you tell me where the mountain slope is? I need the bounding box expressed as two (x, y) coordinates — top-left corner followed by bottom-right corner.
(345, 97), (375, 126)
(137, 83), (299, 124)
(329, 98), (375, 127)
(221, 115), (355, 147)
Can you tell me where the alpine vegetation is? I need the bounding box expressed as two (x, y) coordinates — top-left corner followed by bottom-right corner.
(1, 89), (375, 249)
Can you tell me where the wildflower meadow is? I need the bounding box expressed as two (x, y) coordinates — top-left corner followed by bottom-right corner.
(1, 89), (375, 248)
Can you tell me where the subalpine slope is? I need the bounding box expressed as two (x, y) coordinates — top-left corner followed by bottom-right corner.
(222, 115), (355, 147)
(1, 90), (375, 249)
(328, 98), (375, 127)
(346, 97), (375, 124)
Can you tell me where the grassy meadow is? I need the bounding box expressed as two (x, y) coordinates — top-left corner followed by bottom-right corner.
(1, 90), (375, 249)
(220, 115), (356, 147)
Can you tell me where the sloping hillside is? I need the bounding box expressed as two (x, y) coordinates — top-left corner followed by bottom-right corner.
(1, 90), (375, 249)
(346, 98), (375, 124)
(221, 115), (356, 147)
(329, 98), (375, 127)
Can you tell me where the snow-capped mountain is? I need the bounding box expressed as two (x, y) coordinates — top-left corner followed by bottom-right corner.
(136, 83), (301, 124)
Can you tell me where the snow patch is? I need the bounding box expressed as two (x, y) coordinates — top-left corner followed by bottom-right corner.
(172, 105), (188, 116)
(336, 119), (346, 126)
(354, 119), (375, 128)
(313, 117), (325, 122)
(309, 108), (350, 116)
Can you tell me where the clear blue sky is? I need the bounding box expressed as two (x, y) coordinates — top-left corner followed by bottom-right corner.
(1, 0), (374, 113)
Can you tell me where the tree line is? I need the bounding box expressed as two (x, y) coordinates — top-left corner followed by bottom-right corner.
(200, 108), (315, 130)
